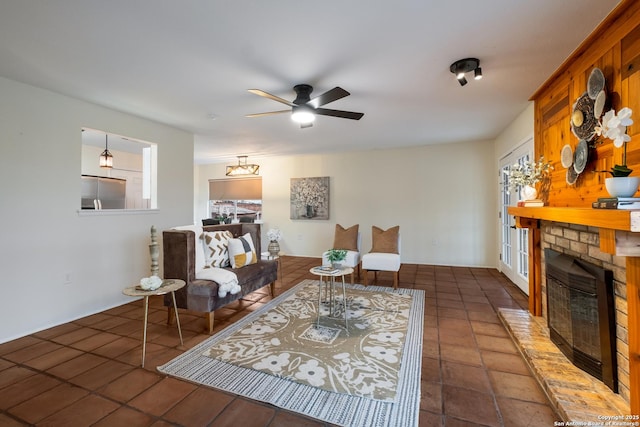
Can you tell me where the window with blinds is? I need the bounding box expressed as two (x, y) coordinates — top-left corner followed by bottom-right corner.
(208, 177), (262, 222)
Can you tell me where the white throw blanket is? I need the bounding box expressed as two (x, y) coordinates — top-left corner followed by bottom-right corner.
(196, 267), (241, 298)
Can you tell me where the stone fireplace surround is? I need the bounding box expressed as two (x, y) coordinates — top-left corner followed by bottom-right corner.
(499, 219), (633, 421)
(540, 221), (629, 402)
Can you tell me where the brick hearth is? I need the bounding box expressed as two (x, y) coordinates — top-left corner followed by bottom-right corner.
(499, 308), (629, 422)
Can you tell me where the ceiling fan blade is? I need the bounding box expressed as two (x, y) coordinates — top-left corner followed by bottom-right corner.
(248, 89), (296, 107)
(315, 108), (364, 120)
(246, 110), (290, 118)
(309, 87), (350, 108)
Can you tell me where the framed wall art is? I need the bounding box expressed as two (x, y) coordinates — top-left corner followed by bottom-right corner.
(290, 176), (329, 220)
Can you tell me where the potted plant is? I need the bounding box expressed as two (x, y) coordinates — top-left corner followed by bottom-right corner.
(508, 156), (553, 201)
(595, 107), (638, 197)
(326, 249), (347, 269)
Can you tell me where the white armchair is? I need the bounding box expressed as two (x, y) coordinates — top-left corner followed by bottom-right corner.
(322, 232), (361, 284)
(361, 226), (401, 289)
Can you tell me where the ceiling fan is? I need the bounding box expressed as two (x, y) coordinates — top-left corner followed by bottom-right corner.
(246, 84), (364, 128)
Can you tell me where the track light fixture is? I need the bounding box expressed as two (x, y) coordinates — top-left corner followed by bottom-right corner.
(450, 58), (481, 86)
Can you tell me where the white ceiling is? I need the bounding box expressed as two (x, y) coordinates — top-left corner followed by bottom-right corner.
(0, 1), (621, 164)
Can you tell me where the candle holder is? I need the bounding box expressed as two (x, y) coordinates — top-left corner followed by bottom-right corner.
(149, 225), (159, 277)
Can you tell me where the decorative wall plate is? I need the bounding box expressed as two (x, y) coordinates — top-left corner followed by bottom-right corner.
(570, 92), (597, 141)
(566, 166), (578, 185)
(594, 89), (606, 118)
(573, 139), (589, 174)
(587, 68), (605, 99)
(561, 144), (573, 168)
(571, 110), (584, 127)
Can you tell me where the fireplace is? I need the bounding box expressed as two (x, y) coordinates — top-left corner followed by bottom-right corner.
(544, 249), (617, 392)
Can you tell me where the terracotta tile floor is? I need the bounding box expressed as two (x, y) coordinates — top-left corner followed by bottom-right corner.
(0, 256), (560, 426)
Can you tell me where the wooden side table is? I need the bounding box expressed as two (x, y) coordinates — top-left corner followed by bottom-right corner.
(122, 279), (185, 367)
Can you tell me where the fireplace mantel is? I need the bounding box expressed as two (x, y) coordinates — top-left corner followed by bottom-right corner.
(509, 205), (640, 414)
(508, 206), (640, 231)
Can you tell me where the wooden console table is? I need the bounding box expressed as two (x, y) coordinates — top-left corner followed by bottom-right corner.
(509, 206), (640, 414)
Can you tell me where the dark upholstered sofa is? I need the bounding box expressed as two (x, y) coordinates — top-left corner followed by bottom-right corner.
(162, 223), (278, 333)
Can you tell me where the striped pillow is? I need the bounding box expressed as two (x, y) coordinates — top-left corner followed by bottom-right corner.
(228, 233), (257, 268)
(200, 230), (234, 268)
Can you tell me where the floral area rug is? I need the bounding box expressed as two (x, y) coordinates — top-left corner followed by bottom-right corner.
(202, 281), (411, 401)
(158, 280), (424, 427)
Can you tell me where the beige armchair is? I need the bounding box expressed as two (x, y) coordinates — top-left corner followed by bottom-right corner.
(322, 224), (361, 285)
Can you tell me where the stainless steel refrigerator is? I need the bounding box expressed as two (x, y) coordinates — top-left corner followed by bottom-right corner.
(81, 175), (126, 209)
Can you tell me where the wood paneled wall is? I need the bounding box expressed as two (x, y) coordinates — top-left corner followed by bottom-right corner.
(528, 0), (640, 413)
(533, 0), (640, 207)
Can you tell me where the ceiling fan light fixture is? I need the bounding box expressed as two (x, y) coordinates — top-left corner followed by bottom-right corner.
(291, 106), (315, 124)
(226, 155), (260, 176)
(450, 58), (481, 86)
(246, 84), (363, 126)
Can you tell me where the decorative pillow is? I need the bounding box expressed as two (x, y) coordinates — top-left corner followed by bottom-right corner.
(200, 230), (234, 268)
(371, 225), (400, 254)
(228, 233), (258, 268)
(333, 224), (359, 251)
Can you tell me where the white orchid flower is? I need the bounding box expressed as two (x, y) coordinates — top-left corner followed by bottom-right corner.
(612, 132), (632, 148)
(600, 109), (615, 130)
(617, 107), (633, 126)
(598, 108), (633, 148)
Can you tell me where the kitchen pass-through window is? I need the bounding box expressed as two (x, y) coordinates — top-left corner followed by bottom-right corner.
(80, 128), (157, 211)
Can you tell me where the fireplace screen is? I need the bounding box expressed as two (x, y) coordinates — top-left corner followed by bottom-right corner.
(547, 277), (572, 352)
(544, 249), (617, 392)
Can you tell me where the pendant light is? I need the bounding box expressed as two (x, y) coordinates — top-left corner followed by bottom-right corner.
(226, 155), (259, 176)
(99, 134), (113, 168)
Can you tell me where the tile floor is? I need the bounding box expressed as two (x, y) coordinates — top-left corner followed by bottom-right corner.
(0, 256), (560, 426)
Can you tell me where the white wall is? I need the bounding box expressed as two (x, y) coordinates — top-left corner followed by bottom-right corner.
(0, 76), (194, 343)
(495, 103), (534, 160)
(196, 140), (497, 267)
(493, 102), (535, 268)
